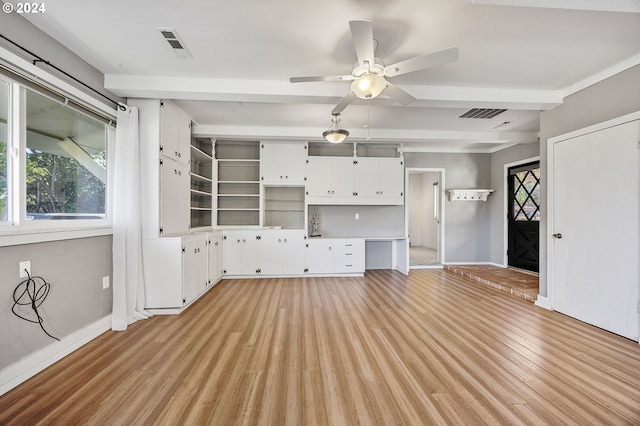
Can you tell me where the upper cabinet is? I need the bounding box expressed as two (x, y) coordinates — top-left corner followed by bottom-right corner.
(306, 155), (404, 205)
(160, 100), (191, 166)
(260, 142), (307, 184)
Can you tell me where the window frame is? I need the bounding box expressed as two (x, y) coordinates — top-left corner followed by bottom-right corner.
(0, 51), (116, 246)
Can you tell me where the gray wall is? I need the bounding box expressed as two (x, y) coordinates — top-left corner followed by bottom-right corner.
(538, 64), (640, 296)
(0, 14), (116, 370)
(404, 152), (492, 262)
(488, 143), (540, 264)
(0, 236), (112, 369)
(0, 9), (122, 104)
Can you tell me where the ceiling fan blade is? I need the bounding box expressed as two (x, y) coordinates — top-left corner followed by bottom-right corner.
(290, 75), (354, 83)
(349, 20), (375, 67)
(332, 92), (357, 114)
(384, 82), (416, 106)
(384, 47), (459, 77)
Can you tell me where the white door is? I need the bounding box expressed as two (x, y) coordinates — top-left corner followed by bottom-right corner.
(379, 158), (404, 199)
(222, 232), (243, 275)
(353, 158), (379, 197)
(260, 231), (283, 275)
(282, 230), (306, 275)
(306, 239), (333, 273)
(552, 119), (639, 340)
(331, 158), (355, 198)
(306, 157), (332, 197)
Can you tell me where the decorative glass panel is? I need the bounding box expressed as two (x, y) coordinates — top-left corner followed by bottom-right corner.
(512, 167), (540, 222)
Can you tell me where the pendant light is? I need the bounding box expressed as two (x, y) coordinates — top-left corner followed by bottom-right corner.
(322, 112), (349, 143)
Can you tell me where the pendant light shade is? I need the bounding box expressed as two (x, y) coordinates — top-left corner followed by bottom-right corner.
(351, 73), (386, 99)
(323, 112), (349, 143)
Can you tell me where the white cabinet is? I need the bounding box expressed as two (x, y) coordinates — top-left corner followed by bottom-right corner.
(222, 231), (260, 275)
(306, 238), (365, 274)
(261, 142), (307, 184)
(260, 230), (306, 275)
(190, 138), (214, 229)
(306, 157), (355, 200)
(208, 231), (223, 285)
(160, 100), (191, 166)
(142, 233), (208, 310)
(353, 158), (404, 205)
(160, 158), (190, 236)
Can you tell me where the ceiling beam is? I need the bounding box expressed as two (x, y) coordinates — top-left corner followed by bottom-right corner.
(106, 74), (563, 111)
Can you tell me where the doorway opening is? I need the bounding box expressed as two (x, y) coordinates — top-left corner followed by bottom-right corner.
(507, 160), (540, 272)
(407, 169), (444, 269)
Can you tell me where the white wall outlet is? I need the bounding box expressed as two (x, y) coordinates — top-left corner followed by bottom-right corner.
(19, 261), (31, 278)
(102, 276), (110, 289)
(355, 213), (359, 220)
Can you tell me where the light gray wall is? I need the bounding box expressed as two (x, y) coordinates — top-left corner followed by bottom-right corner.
(488, 143), (540, 265)
(0, 14), (116, 370)
(538, 64), (640, 297)
(308, 205), (404, 237)
(404, 152), (492, 262)
(0, 236), (112, 369)
(0, 9), (123, 104)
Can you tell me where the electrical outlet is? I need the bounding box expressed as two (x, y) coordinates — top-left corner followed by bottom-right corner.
(19, 261), (31, 278)
(355, 213), (359, 220)
(102, 276), (110, 289)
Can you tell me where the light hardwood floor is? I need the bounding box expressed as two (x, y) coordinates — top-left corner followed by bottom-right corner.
(1, 270), (640, 425)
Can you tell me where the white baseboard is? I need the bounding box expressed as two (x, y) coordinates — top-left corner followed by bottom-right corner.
(443, 262), (505, 267)
(534, 295), (552, 310)
(0, 315), (112, 396)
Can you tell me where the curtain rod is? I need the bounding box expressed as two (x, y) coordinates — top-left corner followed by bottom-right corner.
(0, 33), (126, 111)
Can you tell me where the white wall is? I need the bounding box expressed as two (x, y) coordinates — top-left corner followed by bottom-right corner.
(408, 172), (439, 249)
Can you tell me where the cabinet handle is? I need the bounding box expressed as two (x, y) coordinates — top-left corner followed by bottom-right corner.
(346, 264), (353, 267)
(345, 244), (353, 247)
(280, 175), (283, 179)
(327, 190), (331, 194)
(376, 191), (379, 195)
(242, 239), (246, 243)
(380, 191), (383, 195)
(236, 239), (241, 243)
(285, 176), (288, 179)
(215, 242), (218, 246)
(331, 190), (335, 194)
(346, 253), (352, 256)
(278, 239), (281, 243)
(284, 239), (287, 243)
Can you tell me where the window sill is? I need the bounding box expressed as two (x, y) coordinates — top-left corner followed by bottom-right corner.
(0, 226), (113, 247)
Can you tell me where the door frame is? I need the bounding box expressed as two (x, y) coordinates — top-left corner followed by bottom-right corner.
(546, 111), (640, 343)
(503, 156), (540, 268)
(404, 167), (446, 271)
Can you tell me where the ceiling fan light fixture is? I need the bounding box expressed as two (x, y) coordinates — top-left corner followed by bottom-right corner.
(323, 112), (349, 143)
(351, 73), (386, 99)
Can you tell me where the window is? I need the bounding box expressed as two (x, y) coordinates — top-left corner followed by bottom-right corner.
(0, 79), (8, 222)
(25, 90), (106, 220)
(511, 166), (540, 221)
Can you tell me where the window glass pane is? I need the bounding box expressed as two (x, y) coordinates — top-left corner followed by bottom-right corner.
(0, 80), (8, 222)
(25, 90), (106, 220)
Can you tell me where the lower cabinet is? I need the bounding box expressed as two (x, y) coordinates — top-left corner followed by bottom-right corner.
(143, 231), (223, 311)
(306, 238), (365, 274)
(222, 229), (306, 276)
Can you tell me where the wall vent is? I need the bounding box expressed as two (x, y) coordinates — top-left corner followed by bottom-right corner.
(157, 28), (193, 59)
(459, 108), (507, 119)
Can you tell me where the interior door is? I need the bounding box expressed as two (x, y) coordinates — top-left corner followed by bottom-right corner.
(552, 119), (639, 340)
(507, 161), (540, 272)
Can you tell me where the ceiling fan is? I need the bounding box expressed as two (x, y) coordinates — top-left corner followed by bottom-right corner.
(289, 20), (459, 114)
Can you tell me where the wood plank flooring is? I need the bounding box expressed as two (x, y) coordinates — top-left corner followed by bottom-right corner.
(443, 264), (539, 302)
(1, 269), (639, 425)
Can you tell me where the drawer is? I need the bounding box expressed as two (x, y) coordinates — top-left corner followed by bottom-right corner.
(333, 239), (364, 250)
(332, 248), (364, 259)
(332, 256), (365, 273)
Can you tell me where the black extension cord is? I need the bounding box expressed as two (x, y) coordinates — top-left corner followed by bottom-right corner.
(12, 271), (60, 341)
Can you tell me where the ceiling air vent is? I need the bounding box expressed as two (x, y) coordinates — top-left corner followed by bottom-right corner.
(459, 108), (507, 119)
(157, 28), (193, 59)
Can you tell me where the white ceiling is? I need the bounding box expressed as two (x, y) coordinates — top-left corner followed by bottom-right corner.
(20, 0), (640, 152)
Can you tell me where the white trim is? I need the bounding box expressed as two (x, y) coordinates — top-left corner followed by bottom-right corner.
(0, 315), (112, 396)
(0, 227), (113, 247)
(443, 261), (504, 267)
(502, 156), (540, 267)
(563, 53), (640, 97)
(0, 46), (117, 119)
(534, 295), (552, 310)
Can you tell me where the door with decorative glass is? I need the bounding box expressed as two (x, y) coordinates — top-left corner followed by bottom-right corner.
(507, 161), (540, 272)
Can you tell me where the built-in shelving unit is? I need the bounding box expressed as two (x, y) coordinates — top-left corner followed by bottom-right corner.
(216, 140), (261, 226)
(264, 186), (305, 229)
(190, 138), (214, 229)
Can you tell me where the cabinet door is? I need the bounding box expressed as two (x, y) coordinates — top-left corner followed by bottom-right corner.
(209, 233), (223, 284)
(259, 231), (283, 275)
(223, 232), (243, 275)
(281, 230), (306, 275)
(160, 101), (189, 165)
(182, 239), (200, 305)
(353, 158), (379, 197)
(306, 157), (332, 197)
(160, 158), (189, 236)
(242, 233), (261, 275)
(282, 143), (307, 183)
(306, 239), (333, 273)
(378, 158), (404, 199)
(330, 158), (355, 197)
(260, 143), (284, 183)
